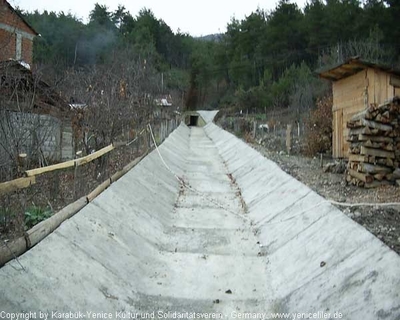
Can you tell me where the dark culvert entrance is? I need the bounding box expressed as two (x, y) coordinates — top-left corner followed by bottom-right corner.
(188, 115), (199, 127)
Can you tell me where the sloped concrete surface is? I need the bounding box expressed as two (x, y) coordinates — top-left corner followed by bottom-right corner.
(0, 122), (399, 319)
(204, 123), (400, 319)
(197, 110), (219, 124)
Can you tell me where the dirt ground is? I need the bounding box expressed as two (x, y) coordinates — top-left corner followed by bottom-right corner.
(252, 143), (400, 255)
(0, 146), (143, 243)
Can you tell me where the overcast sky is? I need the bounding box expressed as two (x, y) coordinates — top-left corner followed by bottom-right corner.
(11, 0), (307, 37)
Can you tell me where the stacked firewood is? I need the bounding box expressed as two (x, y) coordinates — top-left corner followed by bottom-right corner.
(346, 96), (400, 188)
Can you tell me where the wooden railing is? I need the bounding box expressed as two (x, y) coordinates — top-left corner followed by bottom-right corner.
(0, 144), (114, 196)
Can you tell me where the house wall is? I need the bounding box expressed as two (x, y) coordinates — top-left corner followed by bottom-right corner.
(21, 37), (33, 64)
(0, 111), (74, 172)
(332, 67), (400, 158)
(0, 1), (35, 64)
(0, 28), (15, 61)
(61, 121), (74, 161)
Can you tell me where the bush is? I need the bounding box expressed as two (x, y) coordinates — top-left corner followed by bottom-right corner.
(24, 206), (52, 229)
(235, 85), (270, 113)
(304, 95), (333, 156)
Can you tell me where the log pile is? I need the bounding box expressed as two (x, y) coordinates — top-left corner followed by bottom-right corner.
(346, 96), (400, 188)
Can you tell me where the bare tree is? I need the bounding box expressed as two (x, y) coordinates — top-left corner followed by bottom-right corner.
(60, 49), (159, 154)
(0, 62), (61, 179)
(319, 28), (396, 69)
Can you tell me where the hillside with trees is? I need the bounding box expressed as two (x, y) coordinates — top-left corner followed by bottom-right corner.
(186, 0), (400, 112)
(20, 0), (400, 113)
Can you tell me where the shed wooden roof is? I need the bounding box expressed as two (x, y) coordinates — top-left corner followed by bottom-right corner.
(317, 57), (400, 81)
(0, 60), (71, 119)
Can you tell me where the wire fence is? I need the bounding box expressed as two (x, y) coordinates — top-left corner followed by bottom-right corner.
(0, 116), (180, 243)
(216, 109), (309, 154)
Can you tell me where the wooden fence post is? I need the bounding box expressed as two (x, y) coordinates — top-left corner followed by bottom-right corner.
(286, 124), (292, 155)
(136, 128), (140, 154)
(148, 128), (152, 150)
(17, 154), (27, 175)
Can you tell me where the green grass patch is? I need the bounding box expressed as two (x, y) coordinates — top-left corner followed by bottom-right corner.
(24, 206), (52, 229)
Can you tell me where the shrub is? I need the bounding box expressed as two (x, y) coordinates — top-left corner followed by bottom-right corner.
(304, 95), (333, 156)
(24, 206), (52, 229)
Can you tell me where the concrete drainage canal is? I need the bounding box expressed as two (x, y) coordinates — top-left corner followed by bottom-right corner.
(0, 111), (399, 320)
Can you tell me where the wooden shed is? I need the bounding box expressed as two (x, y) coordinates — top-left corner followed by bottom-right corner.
(319, 57), (400, 158)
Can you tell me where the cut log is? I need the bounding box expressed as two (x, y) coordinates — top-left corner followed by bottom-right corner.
(86, 179), (111, 203)
(364, 180), (393, 188)
(374, 113), (391, 124)
(25, 144), (114, 177)
(351, 109), (374, 121)
(349, 141), (393, 150)
(368, 156), (376, 164)
(357, 163), (392, 174)
(392, 168), (400, 179)
(383, 143), (394, 151)
(356, 180), (365, 187)
(349, 140), (369, 148)
(360, 146), (395, 159)
(362, 119), (393, 131)
(348, 127), (372, 136)
(75, 144), (114, 166)
(25, 160), (75, 177)
(349, 154), (369, 162)
(347, 119), (393, 131)
(364, 140), (373, 148)
(358, 135), (393, 143)
(377, 101), (391, 111)
(350, 147), (361, 154)
(346, 135), (359, 142)
(373, 173), (386, 181)
(348, 169), (374, 183)
(368, 103), (378, 112)
(382, 111), (390, 119)
(0, 176), (36, 196)
(348, 162), (358, 170)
